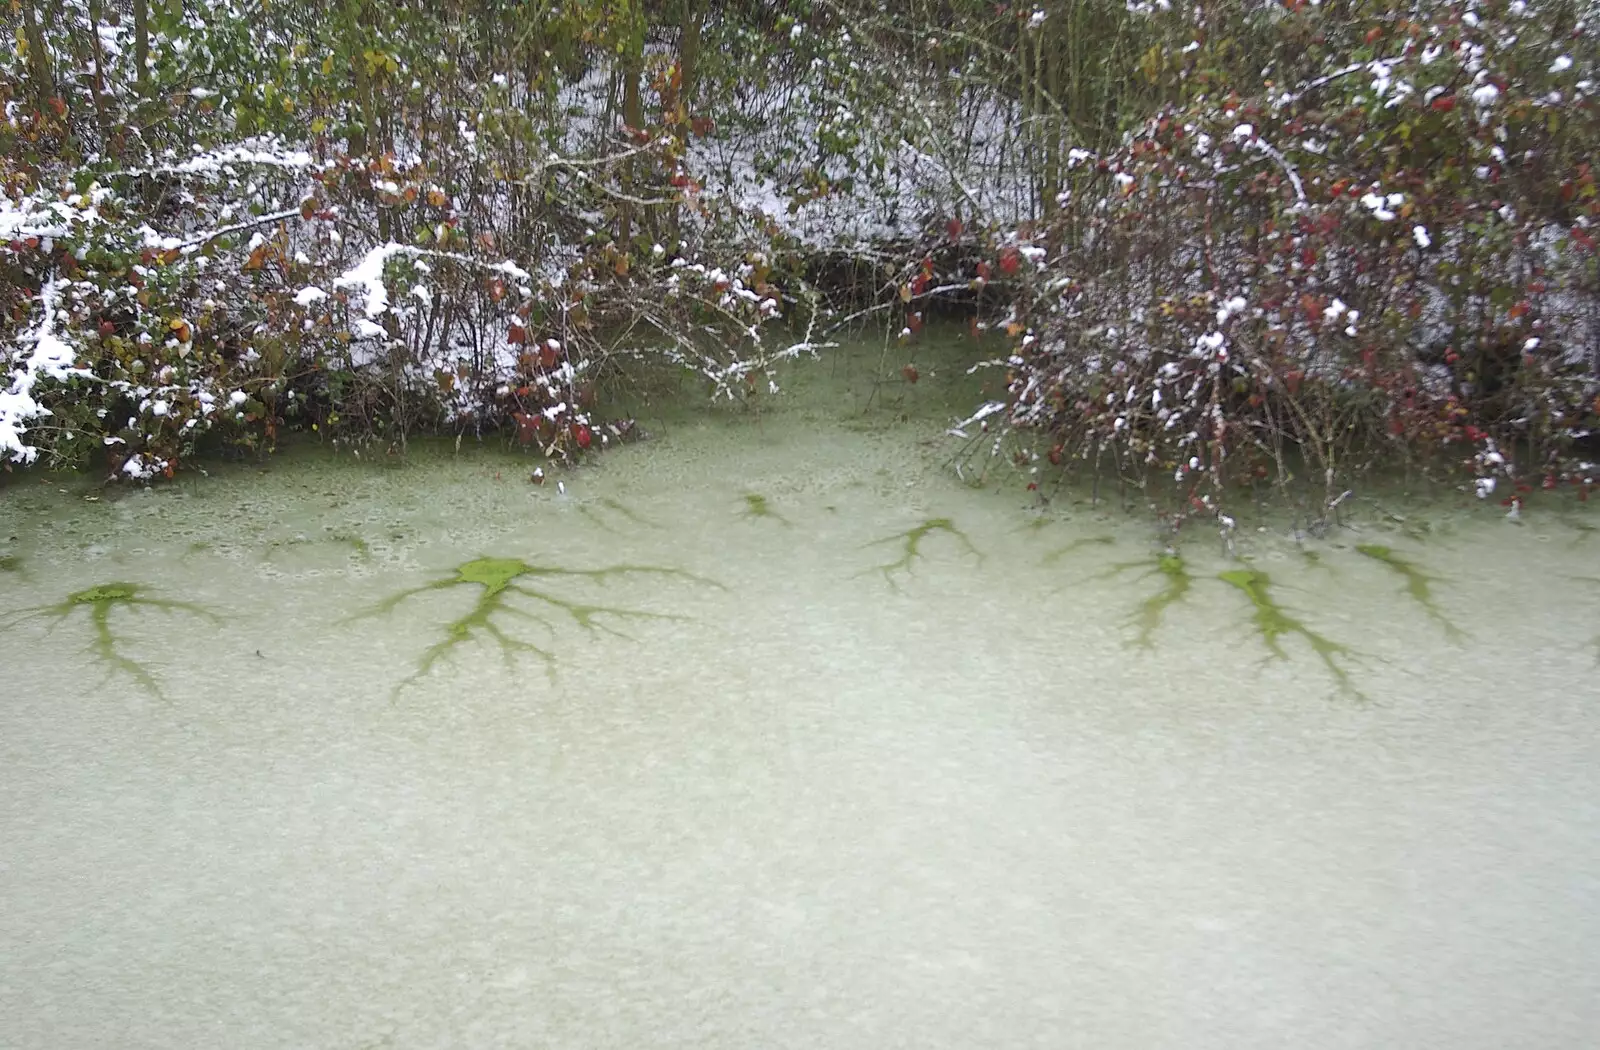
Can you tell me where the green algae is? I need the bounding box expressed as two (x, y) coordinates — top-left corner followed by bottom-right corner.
(329, 530), (372, 558)
(1300, 548), (1335, 574)
(600, 497), (655, 528)
(740, 492), (791, 526)
(1092, 551), (1193, 648)
(578, 497), (657, 533)
(1219, 568), (1359, 696)
(1041, 534), (1115, 565)
(351, 555), (720, 693)
(4, 582), (219, 698)
(1137, 554), (1193, 648)
(0, 553), (20, 574)
(1356, 544), (1464, 641)
(859, 517), (980, 590)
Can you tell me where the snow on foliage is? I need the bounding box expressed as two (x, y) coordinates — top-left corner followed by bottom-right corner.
(0, 0), (1594, 512)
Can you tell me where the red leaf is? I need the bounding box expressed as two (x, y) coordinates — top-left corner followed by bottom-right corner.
(998, 247), (1021, 276)
(946, 218), (964, 239)
(508, 324), (527, 345)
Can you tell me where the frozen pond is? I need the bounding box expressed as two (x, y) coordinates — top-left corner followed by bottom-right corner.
(3, 343), (1598, 1048)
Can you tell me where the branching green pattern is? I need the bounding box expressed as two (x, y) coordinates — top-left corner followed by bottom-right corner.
(1219, 568), (1360, 696)
(741, 492), (791, 526)
(1093, 552), (1192, 647)
(860, 518), (980, 589)
(1356, 544), (1464, 640)
(578, 497), (657, 533)
(1136, 554), (1192, 648)
(1041, 534), (1114, 565)
(351, 556), (718, 693)
(5, 583), (218, 698)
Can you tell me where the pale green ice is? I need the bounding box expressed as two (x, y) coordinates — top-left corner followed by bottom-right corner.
(2, 339), (1598, 1049)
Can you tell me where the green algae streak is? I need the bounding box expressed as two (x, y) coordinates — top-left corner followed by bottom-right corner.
(741, 492), (791, 525)
(1133, 554), (1191, 648)
(1041, 534), (1115, 566)
(4, 582), (218, 698)
(352, 556), (718, 694)
(860, 518), (980, 590)
(1219, 568), (1359, 696)
(1088, 552), (1194, 647)
(1356, 544), (1464, 641)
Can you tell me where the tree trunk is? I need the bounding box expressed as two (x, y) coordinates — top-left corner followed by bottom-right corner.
(618, 4), (646, 246)
(87, 0), (111, 140)
(1041, 29), (1063, 230)
(134, 0), (149, 92)
(20, 0), (55, 110)
(679, 0), (704, 112)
